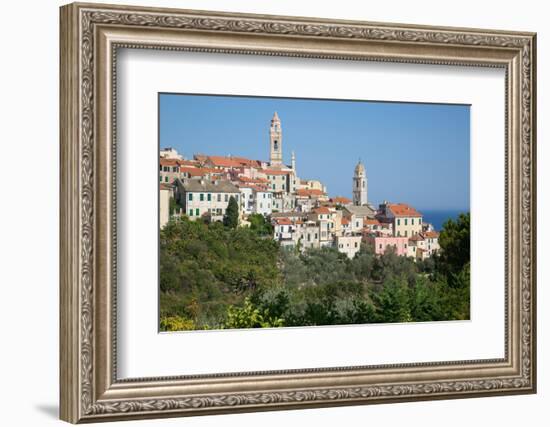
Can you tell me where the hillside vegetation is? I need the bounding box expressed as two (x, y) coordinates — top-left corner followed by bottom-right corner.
(160, 213), (470, 331)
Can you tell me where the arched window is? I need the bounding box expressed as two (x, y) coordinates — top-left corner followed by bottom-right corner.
(274, 140), (278, 151)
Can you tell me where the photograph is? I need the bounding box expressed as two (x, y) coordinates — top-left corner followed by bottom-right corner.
(158, 94), (471, 331)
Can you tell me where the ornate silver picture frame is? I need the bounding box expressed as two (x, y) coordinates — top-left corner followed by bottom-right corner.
(60, 2), (536, 423)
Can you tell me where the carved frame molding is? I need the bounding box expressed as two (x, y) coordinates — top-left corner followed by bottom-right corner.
(60, 2), (536, 423)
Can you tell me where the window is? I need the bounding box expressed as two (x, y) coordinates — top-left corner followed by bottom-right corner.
(272, 184), (275, 190)
(274, 140), (278, 151)
(195, 208), (199, 216)
(315, 233), (318, 239)
(159, 176), (162, 182)
(164, 176), (168, 183)
(356, 221), (359, 228)
(260, 203), (263, 209)
(405, 230), (408, 237)
(189, 209), (193, 216)
(200, 193), (204, 201)
(217, 194), (221, 202)
(207, 193), (211, 201)
(188, 193), (193, 201)
(411, 218), (414, 225)
(397, 231), (401, 236)
(397, 219), (400, 226)
(224, 194), (228, 202)
(405, 218), (408, 225)
(354, 242), (358, 248)
(282, 184), (285, 190)
(379, 244), (382, 249)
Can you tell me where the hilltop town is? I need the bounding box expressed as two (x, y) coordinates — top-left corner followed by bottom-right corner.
(160, 112), (440, 260)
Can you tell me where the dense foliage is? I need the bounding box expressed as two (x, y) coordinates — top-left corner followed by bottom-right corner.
(159, 213), (470, 331)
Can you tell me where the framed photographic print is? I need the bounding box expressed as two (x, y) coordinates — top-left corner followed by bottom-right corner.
(60, 2), (537, 423)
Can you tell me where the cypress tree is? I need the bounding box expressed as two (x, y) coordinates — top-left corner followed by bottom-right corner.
(223, 196), (239, 228)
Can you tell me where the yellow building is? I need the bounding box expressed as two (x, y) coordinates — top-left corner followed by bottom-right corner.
(382, 203), (423, 238)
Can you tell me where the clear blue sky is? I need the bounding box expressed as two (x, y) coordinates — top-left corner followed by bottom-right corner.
(159, 93), (470, 211)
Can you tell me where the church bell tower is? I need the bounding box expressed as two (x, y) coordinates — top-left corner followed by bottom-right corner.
(269, 112), (283, 166)
(353, 160), (368, 206)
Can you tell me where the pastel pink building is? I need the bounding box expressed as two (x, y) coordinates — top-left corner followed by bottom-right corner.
(369, 236), (409, 256)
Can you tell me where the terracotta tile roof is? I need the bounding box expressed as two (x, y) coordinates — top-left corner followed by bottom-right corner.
(237, 183), (268, 192)
(330, 196), (352, 204)
(179, 160), (198, 167)
(159, 158), (182, 167)
(313, 207), (331, 215)
(231, 156), (262, 168)
(365, 219), (381, 225)
(263, 169), (290, 176)
(274, 217), (292, 225)
(296, 188), (324, 197)
(180, 167), (207, 177)
(341, 217), (350, 225)
(423, 231), (440, 238)
(237, 176), (269, 184)
(207, 156), (243, 168)
(159, 183), (173, 191)
(388, 203), (422, 218)
(408, 234), (424, 242)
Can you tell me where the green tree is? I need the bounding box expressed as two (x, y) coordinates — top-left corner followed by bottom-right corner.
(223, 196), (239, 228)
(437, 212), (470, 276)
(223, 298), (284, 329)
(248, 213), (273, 236)
(371, 276), (412, 323)
(409, 277), (445, 322)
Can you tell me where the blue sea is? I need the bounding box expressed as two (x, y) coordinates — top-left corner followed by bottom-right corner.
(420, 210), (468, 232)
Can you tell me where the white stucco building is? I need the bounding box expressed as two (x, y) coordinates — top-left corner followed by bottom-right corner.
(336, 235), (362, 259)
(176, 178), (241, 222)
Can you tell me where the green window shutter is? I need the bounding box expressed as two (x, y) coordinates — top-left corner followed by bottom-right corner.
(189, 209), (193, 216)
(207, 193), (211, 201)
(195, 208), (200, 216)
(188, 193), (193, 201)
